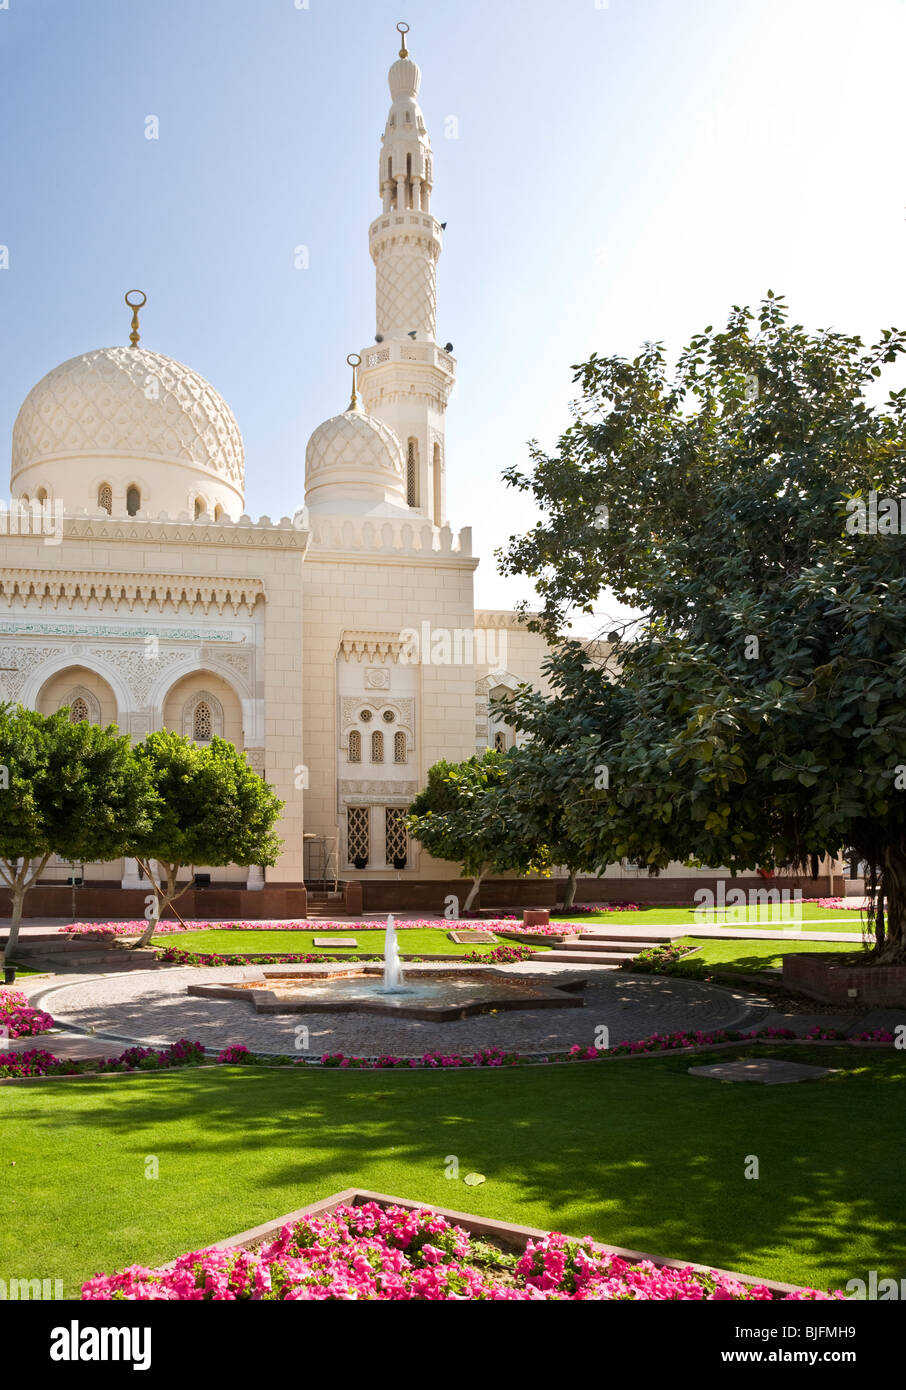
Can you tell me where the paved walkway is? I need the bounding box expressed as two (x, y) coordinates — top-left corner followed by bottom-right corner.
(24, 964), (770, 1058)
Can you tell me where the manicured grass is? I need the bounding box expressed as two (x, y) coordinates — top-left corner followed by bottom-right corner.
(6, 963), (46, 976)
(4, 1046), (903, 1296)
(152, 927), (544, 956)
(677, 936), (864, 973)
(555, 904), (866, 932)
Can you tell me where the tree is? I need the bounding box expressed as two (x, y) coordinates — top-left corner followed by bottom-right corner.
(500, 295), (906, 961)
(129, 731), (284, 947)
(406, 749), (550, 912)
(497, 662), (622, 905)
(0, 705), (149, 965)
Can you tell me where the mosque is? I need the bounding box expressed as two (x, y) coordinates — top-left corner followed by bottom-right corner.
(0, 25), (839, 915)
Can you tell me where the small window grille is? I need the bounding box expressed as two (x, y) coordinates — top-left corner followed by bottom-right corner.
(347, 807), (370, 865)
(348, 730), (361, 762)
(371, 730), (384, 762)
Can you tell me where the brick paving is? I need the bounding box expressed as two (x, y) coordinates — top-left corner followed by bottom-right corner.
(26, 963), (768, 1058)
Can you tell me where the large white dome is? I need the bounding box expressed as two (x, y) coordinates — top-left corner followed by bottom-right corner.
(11, 345), (245, 519)
(304, 404), (407, 514)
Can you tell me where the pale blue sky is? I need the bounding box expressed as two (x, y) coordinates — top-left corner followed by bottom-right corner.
(2, 0), (904, 629)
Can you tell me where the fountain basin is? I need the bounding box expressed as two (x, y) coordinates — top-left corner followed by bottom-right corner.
(187, 966), (586, 1021)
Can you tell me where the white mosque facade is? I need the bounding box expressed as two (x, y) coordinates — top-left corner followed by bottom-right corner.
(0, 30), (559, 917)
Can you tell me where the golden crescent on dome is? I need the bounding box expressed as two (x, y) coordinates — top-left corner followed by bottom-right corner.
(397, 21), (409, 58)
(347, 353), (362, 410)
(124, 289), (147, 347)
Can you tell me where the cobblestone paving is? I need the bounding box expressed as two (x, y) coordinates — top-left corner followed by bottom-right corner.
(31, 963), (768, 1057)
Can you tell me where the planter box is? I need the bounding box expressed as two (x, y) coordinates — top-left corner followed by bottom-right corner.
(208, 1187), (809, 1298)
(784, 952), (906, 1006)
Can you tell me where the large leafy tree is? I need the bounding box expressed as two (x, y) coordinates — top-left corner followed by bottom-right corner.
(0, 705), (150, 965)
(130, 731), (284, 946)
(497, 661), (624, 905)
(500, 295), (906, 961)
(406, 749), (550, 912)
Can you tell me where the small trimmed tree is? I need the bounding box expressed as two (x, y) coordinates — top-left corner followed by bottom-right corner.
(406, 749), (550, 912)
(0, 705), (149, 965)
(130, 731), (284, 947)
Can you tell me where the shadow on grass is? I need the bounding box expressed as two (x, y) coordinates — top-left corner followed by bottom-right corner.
(4, 1046), (906, 1295)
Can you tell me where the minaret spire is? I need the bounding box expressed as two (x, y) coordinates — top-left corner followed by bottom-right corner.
(357, 24), (457, 527)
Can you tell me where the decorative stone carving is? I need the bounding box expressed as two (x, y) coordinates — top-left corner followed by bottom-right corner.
(89, 648), (185, 705)
(0, 569), (264, 617)
(0, 645), (57, 699)
(341, 696), (413, 730)
(365, 667), (390, 688)
(182, 689), (224, 741)
(338, 779), (417, 799)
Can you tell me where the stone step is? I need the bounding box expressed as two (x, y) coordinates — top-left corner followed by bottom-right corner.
(540, 951), (623, 966)
(574, 930), (672, 944)
(561, 938), (662, 954)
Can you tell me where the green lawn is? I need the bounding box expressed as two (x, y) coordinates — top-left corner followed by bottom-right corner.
(678, 936), (864, 973)
(152, 927), (537, 955)
(554, 904), (867, 932)
(4, 1046), (903, 1296)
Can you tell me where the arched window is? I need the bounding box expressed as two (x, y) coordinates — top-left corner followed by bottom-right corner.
(214, 504), (224, 521)
(348, 730), (361, 763)
(97, 483), (112, 514)
(494, 730), (507, 753)
(193, 701), (213, 742)
(194, 498), (204, 519)
(126, 485), (141, 516)
(432, 443), (442, 526)
(394, 731), (407, 764)
(69, 697), (89, 723)
(20, 493), (29, 505)
(371, 730), (384, 762)
(36, 487), (47, 504)
(406, 439), (418, 507)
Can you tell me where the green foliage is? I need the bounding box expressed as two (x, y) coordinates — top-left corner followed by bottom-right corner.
(129, 731), (284, 943)
(407, 750), (549, 905)
(500, 296), (906, 959)
(0, 704), (149, 958)
(130, 731), (283, 873)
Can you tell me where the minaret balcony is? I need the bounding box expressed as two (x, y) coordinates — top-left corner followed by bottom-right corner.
(359, 339), (456, 379)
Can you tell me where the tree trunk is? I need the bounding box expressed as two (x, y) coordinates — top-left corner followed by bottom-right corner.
(875, 847), (906, 965)
(133, 862), (176, 948)
(462, 870), (485, 914)
(563, 868), (577, 909)
(1, 884), (26, 968)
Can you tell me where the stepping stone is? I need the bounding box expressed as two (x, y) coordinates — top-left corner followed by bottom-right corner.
(313, 937), (357, 948)
(448, 930), (496, 944)
(688, 1058), (833, 1085)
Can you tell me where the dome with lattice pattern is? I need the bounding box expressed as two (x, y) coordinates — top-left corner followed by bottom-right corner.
(304, 404), (407, 513)
(11, 346), (245, 519)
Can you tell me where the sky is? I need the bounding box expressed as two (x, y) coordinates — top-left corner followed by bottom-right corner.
(1, 0), (904, 631)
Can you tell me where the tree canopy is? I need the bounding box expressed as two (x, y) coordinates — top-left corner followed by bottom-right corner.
(500, 296), (906, 960)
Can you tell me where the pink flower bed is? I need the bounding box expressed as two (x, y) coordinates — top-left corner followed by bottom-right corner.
(80, 1200), (841, 1300)
(0, 987), (54, 1038)
(59, 918), (528, 936)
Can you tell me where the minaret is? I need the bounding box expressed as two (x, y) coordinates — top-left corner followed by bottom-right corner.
(357, 22), (456, 528)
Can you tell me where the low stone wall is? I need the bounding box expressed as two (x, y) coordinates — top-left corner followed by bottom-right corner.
(784, 952), (906, 1006)
(0, 884), (307, 921)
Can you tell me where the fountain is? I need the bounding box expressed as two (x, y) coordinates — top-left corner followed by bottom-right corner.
(187, 912), (587, 1021)
(378, 914), (406, 993)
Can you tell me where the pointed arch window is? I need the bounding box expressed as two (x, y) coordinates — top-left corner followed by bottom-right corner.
(393, 731), (407, 764)
(126, 485), (141, 516)
(98, 483), (112, 514)
(69, 697), (89, 724)
(194, 498), (204, 519)
(371, 730), (384, 763)
(406, 439), (418, 507)
(348, 730), (362, 763)
(193, 701), (213, 741)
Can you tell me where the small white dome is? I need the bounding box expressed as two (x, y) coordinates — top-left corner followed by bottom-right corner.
(11, 345), (245, 518)
(304, 405), (407, 514)
(388, 55), (420, 99)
